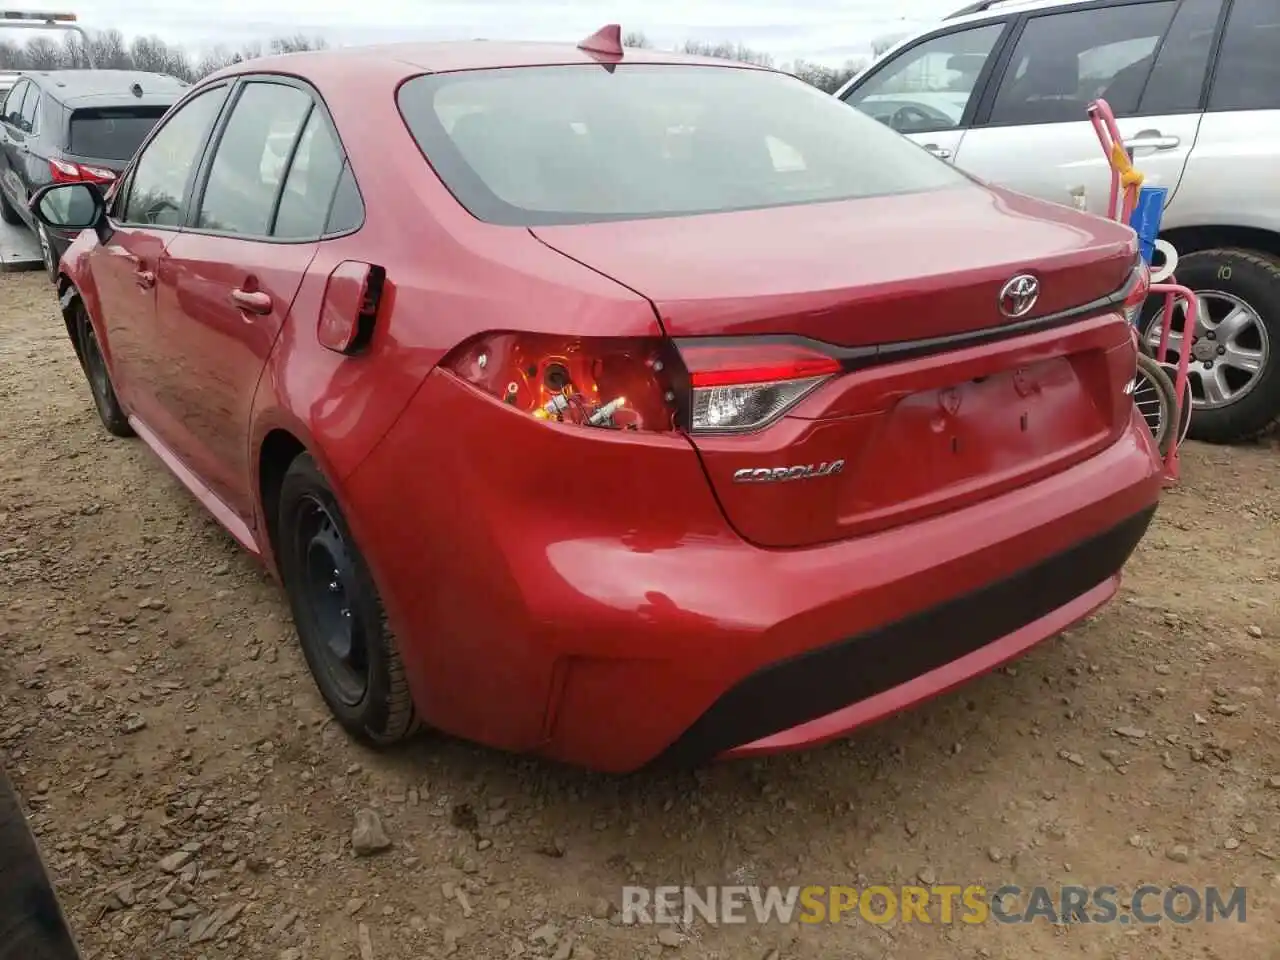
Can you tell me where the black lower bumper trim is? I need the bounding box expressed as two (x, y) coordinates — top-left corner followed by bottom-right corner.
(658, 505), (1157, 766)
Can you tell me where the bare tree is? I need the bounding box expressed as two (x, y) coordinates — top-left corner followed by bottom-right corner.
(680, 39), (774, 68)
(0, 28), (323, 80)
(195, 44), (239, 78)
(789, 58), (868, 94)
(269, 34), (328, 55)
(0, 27), (873, 92)
(127, 36), (170, 74)
(22, 36), (62, 69)
(0, 40), (26, 69)
(91, 29), (133, 69)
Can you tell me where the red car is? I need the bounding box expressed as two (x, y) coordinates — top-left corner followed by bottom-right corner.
(31, 27), (1163, 773)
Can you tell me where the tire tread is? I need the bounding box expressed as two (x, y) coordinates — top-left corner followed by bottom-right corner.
(1146, 247), (1280, 444)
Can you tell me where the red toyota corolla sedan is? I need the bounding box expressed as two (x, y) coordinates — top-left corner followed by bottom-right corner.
(30, 28), (1164, 773)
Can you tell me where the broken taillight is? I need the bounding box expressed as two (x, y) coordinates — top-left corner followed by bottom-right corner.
(443, 333), (684, 433)
(443, 333), (844, 435)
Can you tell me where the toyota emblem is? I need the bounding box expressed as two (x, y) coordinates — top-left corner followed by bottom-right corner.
(998, 274), (1040, 319)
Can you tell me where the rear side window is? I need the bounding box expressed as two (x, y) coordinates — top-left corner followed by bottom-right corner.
(843, 24), (1007, 134)
(122, 85), (228, 227)
(196, 81), (312, 236)
(68, 107), (169, 161)
(398, 64), (968, 227)
(324, 164), (364, 234)
(1209, 0), (1280, 112)
(989, 1), (1178, 124)
(272, 108), (347, 239)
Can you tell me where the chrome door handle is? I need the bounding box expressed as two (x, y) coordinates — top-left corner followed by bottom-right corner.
(923, 143), (952, 159)
(1128, 133), (1180, 151)
(135, 270), (155, 289)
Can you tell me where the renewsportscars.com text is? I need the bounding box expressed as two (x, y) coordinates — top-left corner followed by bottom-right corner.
(621, 884), (1247, 926)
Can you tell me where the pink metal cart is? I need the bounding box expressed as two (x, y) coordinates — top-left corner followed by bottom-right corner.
(1087, 98), (1194, 484)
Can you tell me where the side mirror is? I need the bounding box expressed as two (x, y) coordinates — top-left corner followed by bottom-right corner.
(29, 182), (105, 232)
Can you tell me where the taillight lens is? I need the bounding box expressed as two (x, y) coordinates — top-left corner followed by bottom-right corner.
(677, 341), (840, 434)
(1122, 259), (1151, 326)
(49, 158), (116, 185)
(443, 333), (683, 433)
(443, 334), (843, 435)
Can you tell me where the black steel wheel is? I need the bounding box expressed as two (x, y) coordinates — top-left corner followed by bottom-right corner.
(297, 496), (369, 706)
(277, 454), (417, 744)
(75, 301), (133, 438)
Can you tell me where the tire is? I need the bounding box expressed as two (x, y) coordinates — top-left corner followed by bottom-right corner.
(0, 768), (83, 960)
(1132, 352), (1177, 458)
(36, 224), (57, 283)
(276, 454), (418, 745)
(74, 300), (134, 438)
(1140, 248), (1280, 443)
(0, 189), (21, 226)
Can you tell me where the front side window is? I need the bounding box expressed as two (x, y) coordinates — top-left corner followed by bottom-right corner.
(18, 85), (39, 133)
(1, 81), (28, 128)
(196, 81), (312, 236)
(398, 64), (969, 227)
(121, 85), (228, 228)
(0, 81), (23, 124)
(989, 1), (1178, 125)
(1209, 0), (1280, 112)
(843, 24), (1007, 134)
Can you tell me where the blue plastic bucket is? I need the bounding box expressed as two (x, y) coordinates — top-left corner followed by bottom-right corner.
(1129, 185), (1168, 265)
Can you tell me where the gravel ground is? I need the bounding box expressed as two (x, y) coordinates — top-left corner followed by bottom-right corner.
(2, 269), (1280, 960)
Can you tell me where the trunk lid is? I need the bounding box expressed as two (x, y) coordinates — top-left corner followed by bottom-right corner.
(534, 184), (1144, 548)
(532, 184), (1135, 344)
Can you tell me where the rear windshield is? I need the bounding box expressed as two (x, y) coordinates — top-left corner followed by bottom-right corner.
(68, 106), (170, 162)
(397, 64), (968, 226)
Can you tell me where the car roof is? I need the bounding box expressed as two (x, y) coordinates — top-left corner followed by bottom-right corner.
(942, 0), (1159, 27)
(25, 69), (188, 106)
(210, 40), (773, 84)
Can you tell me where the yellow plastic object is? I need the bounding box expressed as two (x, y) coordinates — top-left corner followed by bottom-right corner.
(1110, 143), (1145, 190)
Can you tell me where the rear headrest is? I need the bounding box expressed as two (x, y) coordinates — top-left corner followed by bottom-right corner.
(1025, 51), (1079, 98)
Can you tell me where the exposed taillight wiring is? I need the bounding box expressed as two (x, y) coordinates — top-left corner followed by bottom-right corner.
(443, 333), (685, 433)
(442, 333), (843, 435)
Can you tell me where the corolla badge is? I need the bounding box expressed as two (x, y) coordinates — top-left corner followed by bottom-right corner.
(733, 460), (845, 483)
(998, 274), (1040, 319)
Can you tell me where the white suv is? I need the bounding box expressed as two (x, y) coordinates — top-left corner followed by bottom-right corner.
(838, 0), (1280, 443)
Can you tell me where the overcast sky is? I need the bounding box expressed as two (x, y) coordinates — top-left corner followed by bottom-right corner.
(60, 0), (960, 65)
